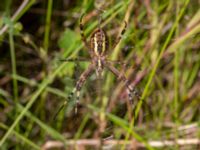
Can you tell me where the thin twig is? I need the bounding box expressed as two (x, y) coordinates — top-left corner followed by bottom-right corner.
(0, 0), (35, 36)
(42, 138), (200, 150)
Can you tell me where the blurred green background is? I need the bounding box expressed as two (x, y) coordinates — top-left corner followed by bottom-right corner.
(0, 0), (199, 149)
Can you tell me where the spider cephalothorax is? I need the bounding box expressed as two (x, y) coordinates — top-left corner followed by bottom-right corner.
(57, 14), (140, 114)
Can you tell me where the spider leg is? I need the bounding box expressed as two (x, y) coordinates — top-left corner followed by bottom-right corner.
(105, 62), (140, 104)
(79, 14), (88, 46)
(80, 14), (93, 57)
(53, 64), (95, 119)
(112, 21), (127, 50)
(70, 64), (95, 113)
(60, 57), (90, 62)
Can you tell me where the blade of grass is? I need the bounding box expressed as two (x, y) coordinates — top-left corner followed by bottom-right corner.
(16, 104), (66, 142)
(135, 0), (190, 128)
(9, 20), (18, 105)
(88, 104), (154, 150)
(124, 0), (190, 148)
(74, 113), (90, 139)
(38, 0), (53, 138)
(173, 3), (181, 149)
(0, 63), (66, 146)
(0, 0), (36, 36)
(167, 9), (200, 54)
(43, 0), (53, 52)
(0, 123), (40, 150)
(12, 74), (67, 98)
(8, 14), (20, 150)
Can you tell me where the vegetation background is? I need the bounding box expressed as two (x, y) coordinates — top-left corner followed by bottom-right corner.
(0, 0), (199, 149)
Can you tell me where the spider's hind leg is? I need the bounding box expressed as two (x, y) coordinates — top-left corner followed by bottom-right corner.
(106, 62), (140, 105)
(126, 83), (141, 104)
(53, 64), (94, 118)
(66, 88), (80, 114)
(73, 64), (95, 113)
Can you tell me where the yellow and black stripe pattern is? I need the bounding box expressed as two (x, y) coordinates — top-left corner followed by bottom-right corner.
(90, 28), (108, 56)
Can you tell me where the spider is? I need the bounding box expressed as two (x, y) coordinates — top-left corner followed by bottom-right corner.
(55, 14), (140, 117)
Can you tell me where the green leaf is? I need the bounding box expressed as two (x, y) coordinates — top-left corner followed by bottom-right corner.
(58, 28), (80, 50)
(2, 16), (12, 26)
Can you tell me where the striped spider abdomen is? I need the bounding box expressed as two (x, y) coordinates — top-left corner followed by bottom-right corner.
(90, 28), (108, 56)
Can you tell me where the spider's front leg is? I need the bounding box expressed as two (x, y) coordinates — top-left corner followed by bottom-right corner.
(111, 21), (127, 50)
(105, 62), (140, 104)
(68, 64), (95, 113)
(80, 14), (94, 57)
